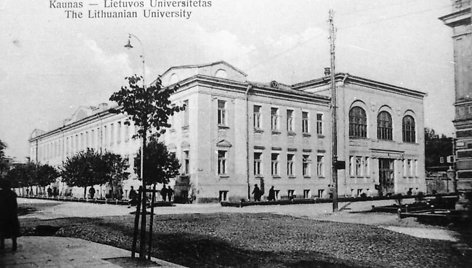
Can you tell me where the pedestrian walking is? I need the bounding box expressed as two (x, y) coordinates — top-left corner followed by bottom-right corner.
(128, 186), (138, 208)
(47, 187), (52, 197)
(252, 184), (262, 201)
(0, 179), (20, 252)
(167, 186), (174, 202)
(160, 185), (167, 202)
(268, 186), (276, 201)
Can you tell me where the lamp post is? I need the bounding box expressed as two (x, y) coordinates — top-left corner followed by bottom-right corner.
(124, 33), (147, 260)
(125, 33), (146, 186)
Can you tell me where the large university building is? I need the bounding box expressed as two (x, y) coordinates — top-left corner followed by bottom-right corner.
(29, 61), (426, 202)
(440, 0), (472, 192)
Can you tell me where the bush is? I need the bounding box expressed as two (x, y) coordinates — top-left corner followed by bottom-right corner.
(416, 191), (425, 202)
(394, 193), (403, 206)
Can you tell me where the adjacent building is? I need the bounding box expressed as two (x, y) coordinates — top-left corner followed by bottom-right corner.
(29, 61), (426, 202)
(440, 0), (472, 192)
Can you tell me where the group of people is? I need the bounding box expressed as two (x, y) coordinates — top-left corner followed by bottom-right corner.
(127, 184), (175, 208)
(46, 186), (59, 198)
(0, 179), (20, 252)
(251, 184), (276, 202)
(160, 185), (174, 202)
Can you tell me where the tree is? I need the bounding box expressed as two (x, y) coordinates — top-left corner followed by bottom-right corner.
(35, 164), (59, 194)
(4, 162), (36, 194)
(134, 137), (180, 186)
(102, 151), (130, 199)
(0, 139), (10, 178)
(109, 74), (183, 259)
(61, 148), (108, 198)
(424, 128), (453, 169)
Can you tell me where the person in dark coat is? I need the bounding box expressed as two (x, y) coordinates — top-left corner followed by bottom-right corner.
(252, 184), (262, 201)
(268, 186), (276, 201)
(128, 186), (138, 207)
(160, 185), (167, 202)
(167, 186), (174, 202)
(47, 187), (52, 197)
(89, 187), (96, 199)
(0, 179), (20, 251)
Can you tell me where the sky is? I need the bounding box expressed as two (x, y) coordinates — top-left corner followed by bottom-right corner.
(0, 0), (456, 161)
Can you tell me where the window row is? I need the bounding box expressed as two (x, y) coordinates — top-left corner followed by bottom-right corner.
(254, 105), (324, 135)
(219, 188), (330, 201)
(37, 121), (134, 161)
(349, 107), (416, 143)
(349, 156), (370, 178)
(214, 100), (325, 134)
(252, 152), (325, 178)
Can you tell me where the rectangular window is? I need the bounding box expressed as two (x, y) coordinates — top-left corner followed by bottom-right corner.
(271, 153), (279, 176)
(407, 159), (412, 177)
(318, 189), (324, 198)
(85, 131), (89, 149)
(75, 134), (79, 153)
(287, 109), (294, 132)
(125, 124), (130, 142)
(218, 100), (227, 126)
(103, 126), (108, 148)
(253, 105), (262, 129)
(403, 159), (407, 177)
(110, 123), (114, 145)
(288, 190), (295, 199)
(287, 154), (294, 176)
(117, 122), (122, 143)
(357, 189), (363, 197)
(183, 100), (189, 127)
(91, 129), (95, 149)
(316, 113), (323, 135)
(303, 154), (311, 177)
(355, 156), (362, 176)
(349, 156), (354, 176)
(317, 155), (325, 177)
(414, 160), (418, 177)
(303, 189), (311, 199)
(219, 191), (228, 202)
(364, 157), (370, 177)
(302, 111), (309, 133)
(271, 107), (279, 131)
(254, 152), (262, 176)
(80, 133), (84, 151)
(183, 150), (190, 174)
(218, 150), (227, 175)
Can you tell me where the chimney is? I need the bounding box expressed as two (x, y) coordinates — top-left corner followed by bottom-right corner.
(324, 67), (331, 76)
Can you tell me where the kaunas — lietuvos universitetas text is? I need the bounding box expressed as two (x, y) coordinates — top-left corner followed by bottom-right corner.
(49, 0), (212, 9)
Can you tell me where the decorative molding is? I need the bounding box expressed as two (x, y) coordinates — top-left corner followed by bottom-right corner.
(217, 139), (232, 148)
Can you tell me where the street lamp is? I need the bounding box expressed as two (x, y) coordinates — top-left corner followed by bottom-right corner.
(124, 33), (145, 185)
(124, 33), (147, 260)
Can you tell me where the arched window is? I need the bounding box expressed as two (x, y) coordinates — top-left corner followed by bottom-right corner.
(402, 115), (416, 143)
(349, 107), (367, 138)
(377, 111), (392, 140)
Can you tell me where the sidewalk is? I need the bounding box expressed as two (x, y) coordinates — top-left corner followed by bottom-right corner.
(0, 236), (185, 268)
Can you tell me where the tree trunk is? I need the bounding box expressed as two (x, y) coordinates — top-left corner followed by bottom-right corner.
(131, 187), (142, 258)
(84, 186), (87, 199)
(139, 131), (147, 260)
(148, 183), (156, 260)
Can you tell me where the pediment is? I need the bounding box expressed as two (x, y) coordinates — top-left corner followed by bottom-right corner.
(66, 106), (95, 125)
(216, 139), (232, 148)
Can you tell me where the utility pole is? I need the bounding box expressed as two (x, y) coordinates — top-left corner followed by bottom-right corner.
(329, 9), (339, 212)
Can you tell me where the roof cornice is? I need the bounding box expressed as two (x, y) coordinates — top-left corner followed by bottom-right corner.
(292, 73), (426, 99)
(439, 6), (471, 26)
(175, 75), (330, 105)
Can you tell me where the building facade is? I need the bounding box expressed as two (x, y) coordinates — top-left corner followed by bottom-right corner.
(29, 61), (426, 202)
(440, 0), (472, 192)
